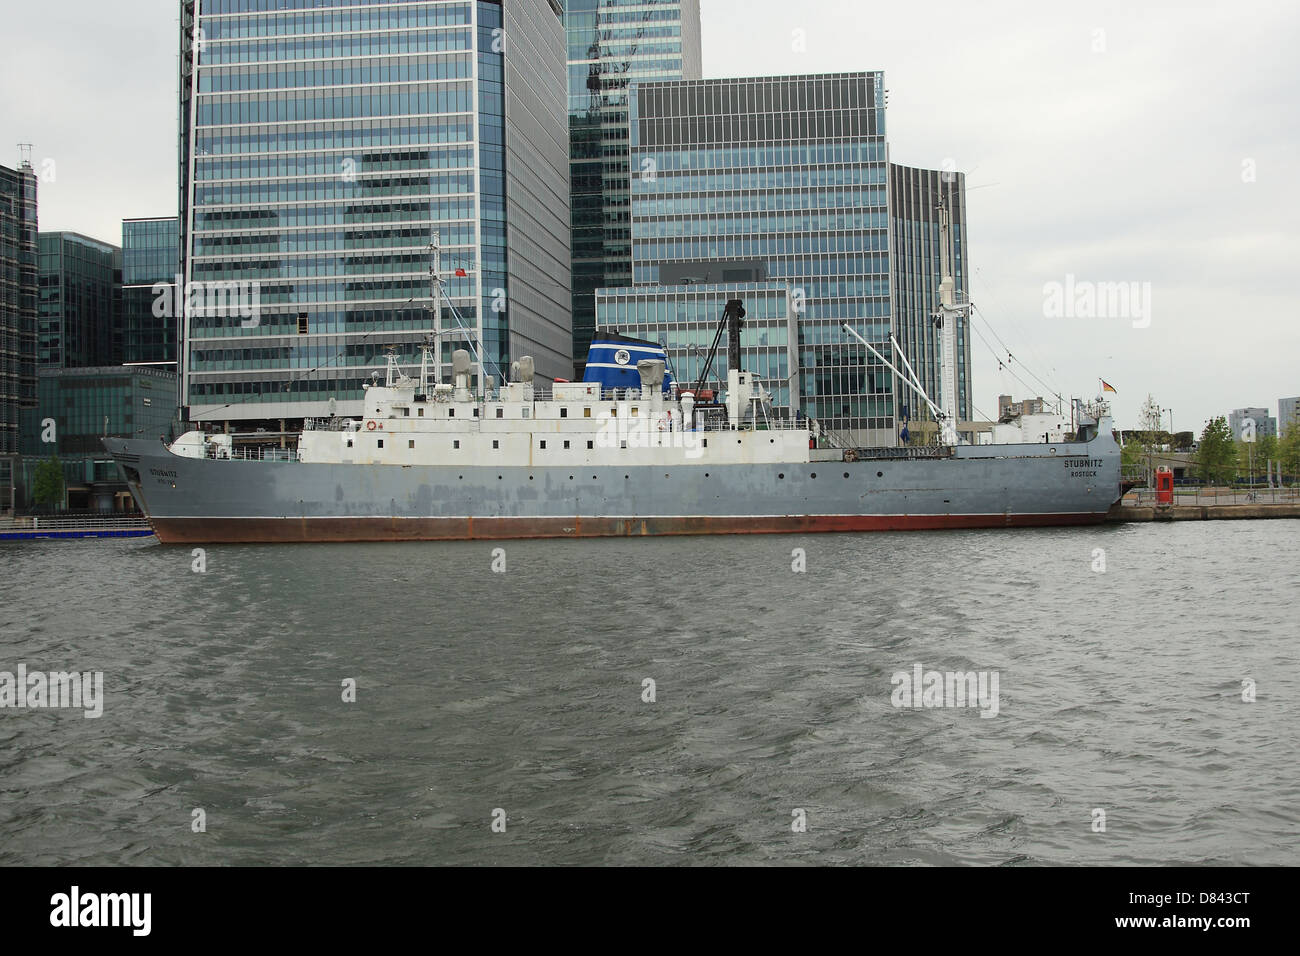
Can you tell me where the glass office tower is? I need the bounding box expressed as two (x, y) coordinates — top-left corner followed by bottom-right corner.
(630, 73), (895, 445)
(179, 0), (569, 427)
(565, 0), (701, 374)
(889, 162), (970, 425)
(122, 217), (180, 366)
(1, 161), (39, 458)
(37, 232), (122, 370)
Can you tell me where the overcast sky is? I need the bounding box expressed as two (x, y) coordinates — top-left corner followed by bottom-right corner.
(3, 0), (1296, 431)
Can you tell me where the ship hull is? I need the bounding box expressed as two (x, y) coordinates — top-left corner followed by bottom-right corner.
(104, 437), (1121, 544)
(146, 511), (1104, 543)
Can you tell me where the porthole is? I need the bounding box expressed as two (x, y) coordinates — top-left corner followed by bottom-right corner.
(877, 471), (883, 477)
(778, 473), (785, 479)
(843, 472), (850, 478)
(811, 473), (817, 479)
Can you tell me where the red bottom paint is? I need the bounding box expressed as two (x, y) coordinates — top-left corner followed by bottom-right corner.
(149, 512), (1106, 544)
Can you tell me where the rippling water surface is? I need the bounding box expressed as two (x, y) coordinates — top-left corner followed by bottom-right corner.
(1, 521), (1297, 865)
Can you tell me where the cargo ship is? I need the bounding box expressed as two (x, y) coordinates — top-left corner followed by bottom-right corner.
(104, 327), (1121, 545)
(104, 227), (1121, 544)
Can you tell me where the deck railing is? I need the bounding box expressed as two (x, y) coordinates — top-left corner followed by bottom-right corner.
(205, 445), (299, 462)
(1125, 487), (1299, 506)
(1, 515), (152, 531)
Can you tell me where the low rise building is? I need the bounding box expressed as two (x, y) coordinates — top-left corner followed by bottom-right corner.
(16, 365), (177, 511)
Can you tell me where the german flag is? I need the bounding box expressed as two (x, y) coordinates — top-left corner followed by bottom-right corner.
(1101, 380), (1117, 393)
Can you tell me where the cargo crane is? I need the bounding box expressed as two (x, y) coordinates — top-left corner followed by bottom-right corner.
(689, 298), (746, 406)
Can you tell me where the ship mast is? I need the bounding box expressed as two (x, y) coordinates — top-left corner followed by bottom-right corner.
(933, 201), (965, 446)
(424, 231), (503, 397)
(430, 230), (441, 388)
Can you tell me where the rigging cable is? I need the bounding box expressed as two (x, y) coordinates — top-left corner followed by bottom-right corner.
(971, 266), (1065, 397)
(969, 305), (1065, 411)
(968, 320), (1045, 404)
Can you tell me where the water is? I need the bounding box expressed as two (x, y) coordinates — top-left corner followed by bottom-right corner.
(1, 521), (1297, 865)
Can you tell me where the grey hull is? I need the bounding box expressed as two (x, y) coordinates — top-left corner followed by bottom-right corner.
(104, 432), (1122, 543)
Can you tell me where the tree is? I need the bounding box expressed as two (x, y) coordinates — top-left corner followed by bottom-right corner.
(1280, 420), (1300, 485)
(1138, 394), (1163, 433)
(1121, 436), (1146, 478)
(1256, 432), (1279, 482)
(1138, 395), (1170, 481)
(1195, 417), (1237, 485)
(32, 455), (65, 509)
(1235, 441), (1259, 482)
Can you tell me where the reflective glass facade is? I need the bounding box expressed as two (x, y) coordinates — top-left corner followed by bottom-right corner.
(889, 163), (971, 424)
(15, 365), (178, 511)
(122, 217), (180, 365)
(37, 232), (121, 370)
(1, 162), (39, 457)
(594, 281), (798, 409)
(180, 0), (569, 425)
(20, 366), (179, 457)
(631, 73), (895, 444)
(565, 0), (701, 372)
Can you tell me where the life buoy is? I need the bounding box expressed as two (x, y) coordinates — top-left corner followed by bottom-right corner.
(366, 420), (377, 431)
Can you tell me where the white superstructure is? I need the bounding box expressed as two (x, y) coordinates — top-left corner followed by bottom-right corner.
(172, 347), (813, 470)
